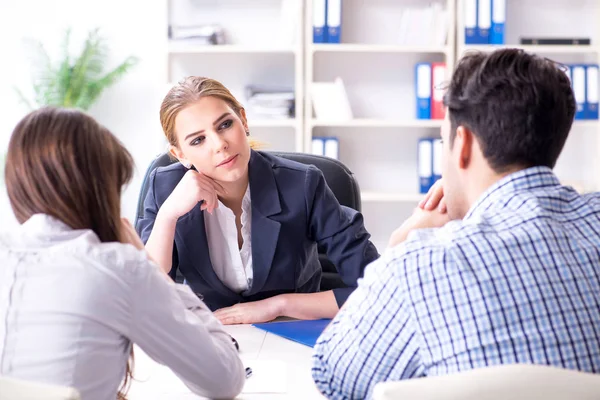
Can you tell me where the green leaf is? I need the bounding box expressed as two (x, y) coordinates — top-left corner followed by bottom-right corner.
(16, 27), (138, 111)
(76, 55), (139, 110)
(55, 28), (72, 106)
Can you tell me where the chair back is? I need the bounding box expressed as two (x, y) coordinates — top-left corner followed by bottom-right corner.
(268, 151), (361, 212)
(373, 364), (600, 400)
(0, 376), (81, 400)
(135, 152), (175, 226)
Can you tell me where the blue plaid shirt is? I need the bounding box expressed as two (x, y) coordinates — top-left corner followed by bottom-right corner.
(312, 167), (600, 399)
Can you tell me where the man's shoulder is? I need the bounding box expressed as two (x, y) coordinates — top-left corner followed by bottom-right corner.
(385, 225), (455, 274)
(384, 219), (489, 286)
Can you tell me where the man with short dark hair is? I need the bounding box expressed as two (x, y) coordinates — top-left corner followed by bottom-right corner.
(311, 48), (600, 399)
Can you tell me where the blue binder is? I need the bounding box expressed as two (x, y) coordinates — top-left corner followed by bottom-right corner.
(415, 63), (432, 119)
(464, 0), (478, 44)
(418, 138), (434, 194)
(253, 319), (331, 348)
(572, 64), (586, 120)
(586, 64), (599, 120)
(324, 137), (340, 159)
(326, 0), (341, 43)
(477, 0), (492, 44)
(490, 0), (505, 44)
(313, 0), (327, 43)
(311, 137), (325, 156)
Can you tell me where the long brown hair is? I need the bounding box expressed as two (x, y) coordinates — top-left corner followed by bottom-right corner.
(160, 76), (261, 149)
(4, 107), (135, 399)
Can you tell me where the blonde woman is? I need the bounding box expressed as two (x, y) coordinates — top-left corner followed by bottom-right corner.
(137, 77), (379, 324)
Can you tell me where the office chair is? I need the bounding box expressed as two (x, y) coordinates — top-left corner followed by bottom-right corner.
(135, 151), (362, 291)
(0, 376), (81, 400)
(372, 364), (600, 400)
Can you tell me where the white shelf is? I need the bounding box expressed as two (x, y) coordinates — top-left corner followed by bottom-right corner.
(573, 120), (600, 128)
(361, 191), (424, 203)
(311, 44), (449, 54)
(168, 42), (297, 54)
(248, 119), (297, 128)
(310, 119), (443, 128)
(458, 44), (600, 54)
(310, 118), (596, 130)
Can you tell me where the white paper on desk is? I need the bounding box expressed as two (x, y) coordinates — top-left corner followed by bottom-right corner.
(242, 360), (287, 394)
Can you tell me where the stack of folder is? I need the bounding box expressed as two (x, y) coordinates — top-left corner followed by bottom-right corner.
(312, 0), (342, 43)
(464, 0), (505, 45)
(418, 138), (442, 194)
(311, 137), (339, 160)
(565, 65), (599, 120)
(415, 62), (447, 120)
(245, 85), (295, 120)
(398, 4), (448, 47)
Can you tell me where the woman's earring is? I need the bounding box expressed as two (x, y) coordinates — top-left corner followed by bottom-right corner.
(183, 162), (191, 169)
(246, 130), (250, 137)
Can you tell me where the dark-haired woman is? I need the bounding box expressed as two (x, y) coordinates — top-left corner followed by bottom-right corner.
(0, 107), (244, 400)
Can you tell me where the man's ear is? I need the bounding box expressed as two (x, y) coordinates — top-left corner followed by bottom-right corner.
(169, 145), (190, 168)
(454, 125), (474, 170)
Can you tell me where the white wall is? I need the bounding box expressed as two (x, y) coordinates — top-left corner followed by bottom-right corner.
(0, 0), (168, 227)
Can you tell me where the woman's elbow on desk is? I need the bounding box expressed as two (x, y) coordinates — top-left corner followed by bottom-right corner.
(208, 334), (246, 399)
(216, 359), (246, 399)
(185, 352), (245, 399)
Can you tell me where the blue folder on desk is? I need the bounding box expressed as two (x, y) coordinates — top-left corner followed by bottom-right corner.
(252, 319), (331, 348)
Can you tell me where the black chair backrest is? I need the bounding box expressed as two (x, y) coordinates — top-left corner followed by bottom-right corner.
(269, 151), (362, 212)
(135, 152), (177, 226)
(135, 151), (361, 224)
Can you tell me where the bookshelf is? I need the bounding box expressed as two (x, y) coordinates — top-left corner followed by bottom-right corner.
(168, 43), (297, 54)
(460, 44), (600, 55)
(361, 191), (424, 203)
(165, 0), (600, 250)
(166, 0), (304, 153)
(310, 119), (444, 128)
(455, 0), (600, 194)
(311, 44), (450, 54)
(304, 0), (456, 248)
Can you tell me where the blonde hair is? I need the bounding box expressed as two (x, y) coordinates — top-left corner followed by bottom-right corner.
(160, 76), (261, 149)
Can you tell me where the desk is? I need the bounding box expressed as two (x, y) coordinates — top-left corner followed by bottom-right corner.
(128, 324), (325, 399)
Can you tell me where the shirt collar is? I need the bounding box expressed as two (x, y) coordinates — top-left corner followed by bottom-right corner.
(215, 184), (251, 212)
(464, 166), (561, 220)
(242, 184), (251, 210)
(18, 213), (99, 246)
(21, 213), (73, 233)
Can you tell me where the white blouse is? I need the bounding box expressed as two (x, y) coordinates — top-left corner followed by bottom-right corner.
(204, 185), (253, 293)
(0, 214), (244, 400)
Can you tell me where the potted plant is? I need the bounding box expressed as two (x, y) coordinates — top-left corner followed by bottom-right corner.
(16, 28), (138, 110)
(2, 28), (138, 192)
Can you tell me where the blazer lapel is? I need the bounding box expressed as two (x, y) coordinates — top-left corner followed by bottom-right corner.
(176, 205), (239, 300)
(247, 151), (282, 295)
